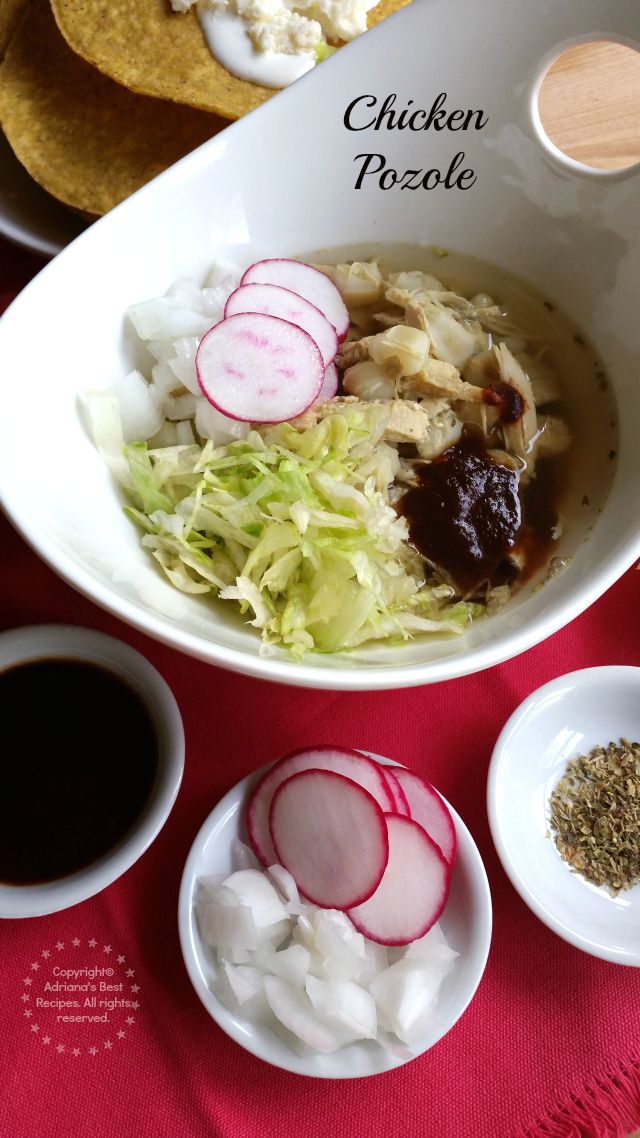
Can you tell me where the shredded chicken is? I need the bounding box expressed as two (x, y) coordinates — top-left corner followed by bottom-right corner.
(456, 399), (501, 439)
(383, 400), (437, 443)
(403, 359), (485, 403)
(308, 259), (575, 601)
(405, 302), (429, 333)
(297, 395), (430, 443)
(462, 348), (498, 387)
(296, 395), (459, 449)
(336, 339), (371, 369)
(494, 343), (538, 460)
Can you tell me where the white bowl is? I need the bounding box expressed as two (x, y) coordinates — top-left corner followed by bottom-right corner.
(178, 756), (492, 1077)
(0, 0), (639, 690)
(488, 666), (640, 965)
(0, 624), (184, 918)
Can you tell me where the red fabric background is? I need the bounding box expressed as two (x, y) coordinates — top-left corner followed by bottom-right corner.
(1, 238), (639, 1138)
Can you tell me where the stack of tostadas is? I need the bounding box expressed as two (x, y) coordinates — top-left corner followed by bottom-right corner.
(0, 0), (406, 219)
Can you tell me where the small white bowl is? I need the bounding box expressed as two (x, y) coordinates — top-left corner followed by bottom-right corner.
(488, 666), (640, 965)
(0, 624), (184, 918)
(178, 756), (492, 1077)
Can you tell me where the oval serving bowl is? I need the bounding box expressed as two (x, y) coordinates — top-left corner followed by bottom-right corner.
(0, 0), (638, 690)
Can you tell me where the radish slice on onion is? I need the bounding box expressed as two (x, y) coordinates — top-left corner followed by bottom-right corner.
(241, 259), (350, 341)
(269, 769), (389, 910)
(347, 814), (451, 946)
(225, 283), (338, 368)
(247, 745), (395, 867)
(392, 768), (457, 866)
(196, 311), (323, 423)
(383, 769), (410, 816)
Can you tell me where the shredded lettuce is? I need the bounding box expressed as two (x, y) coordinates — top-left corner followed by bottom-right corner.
(119, 404), (480, 657)
(315, 40), (336, 63)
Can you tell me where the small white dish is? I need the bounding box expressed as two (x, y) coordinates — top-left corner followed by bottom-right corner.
(488, 666), (640, 965)
(178, 755), (492, 1077)
(0, 624), (184, 918)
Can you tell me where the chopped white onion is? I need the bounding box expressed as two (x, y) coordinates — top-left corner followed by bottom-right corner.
(198, 863), (458, 1057)
(195, 398), (251, 444)
(175, 420), (196, 446)
(168, 337), (200, 395)
(148, 420), (179, 448)
(115, 369), (164, 443)
(305, 975), (377, 1041)
(213, 961), (270, 1020)
(267, 864), (301, 909)
(263, 944), (311, 988)
(164, 394), (197, 421)
(263, 976), (350, 1054)
(128, 297), (213, 341)
(202, 901), (260, 950)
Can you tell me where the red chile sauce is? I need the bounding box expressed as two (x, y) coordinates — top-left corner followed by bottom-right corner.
(0, 658), (158, 885)
(398, 433), (566, 596)
(484, 381), (523, 423)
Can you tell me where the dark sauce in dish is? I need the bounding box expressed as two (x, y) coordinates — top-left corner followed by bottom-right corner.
(0, 658), (158, 885)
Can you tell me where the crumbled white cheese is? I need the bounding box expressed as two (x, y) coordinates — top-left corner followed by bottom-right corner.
(234, 0), (282, 21)
(297, 0), (374, 43)
(175, 0), (374, 54)
(250, 9), (323, 54)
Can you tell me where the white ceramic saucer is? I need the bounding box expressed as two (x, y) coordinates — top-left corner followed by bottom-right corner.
(488, 667), (640, 965)
(178, 755), (492, 1077)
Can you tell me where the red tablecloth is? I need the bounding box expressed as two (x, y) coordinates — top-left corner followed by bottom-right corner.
(1, 238), (640, 1138)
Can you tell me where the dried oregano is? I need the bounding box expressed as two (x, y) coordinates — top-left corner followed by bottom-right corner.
(548, 738), (640, 895)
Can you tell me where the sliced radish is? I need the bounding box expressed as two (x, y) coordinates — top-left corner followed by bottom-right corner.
(241, 259), (350, 341)
(269, 769), (389, 910)
(347, 814), (451, 946)
(196, 312), (323, 423)
(247, 745), (395, 866)
(317, 361), (339, 402)
(392, 768), (457, 866)
(224, 283), (338, 368)
(383, 769), (410, 816)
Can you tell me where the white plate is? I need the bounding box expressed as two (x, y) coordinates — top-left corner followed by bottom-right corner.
(178, 755), (492, 1077)
(0, 130), (87, 257)
(488, 667), (640, 965)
